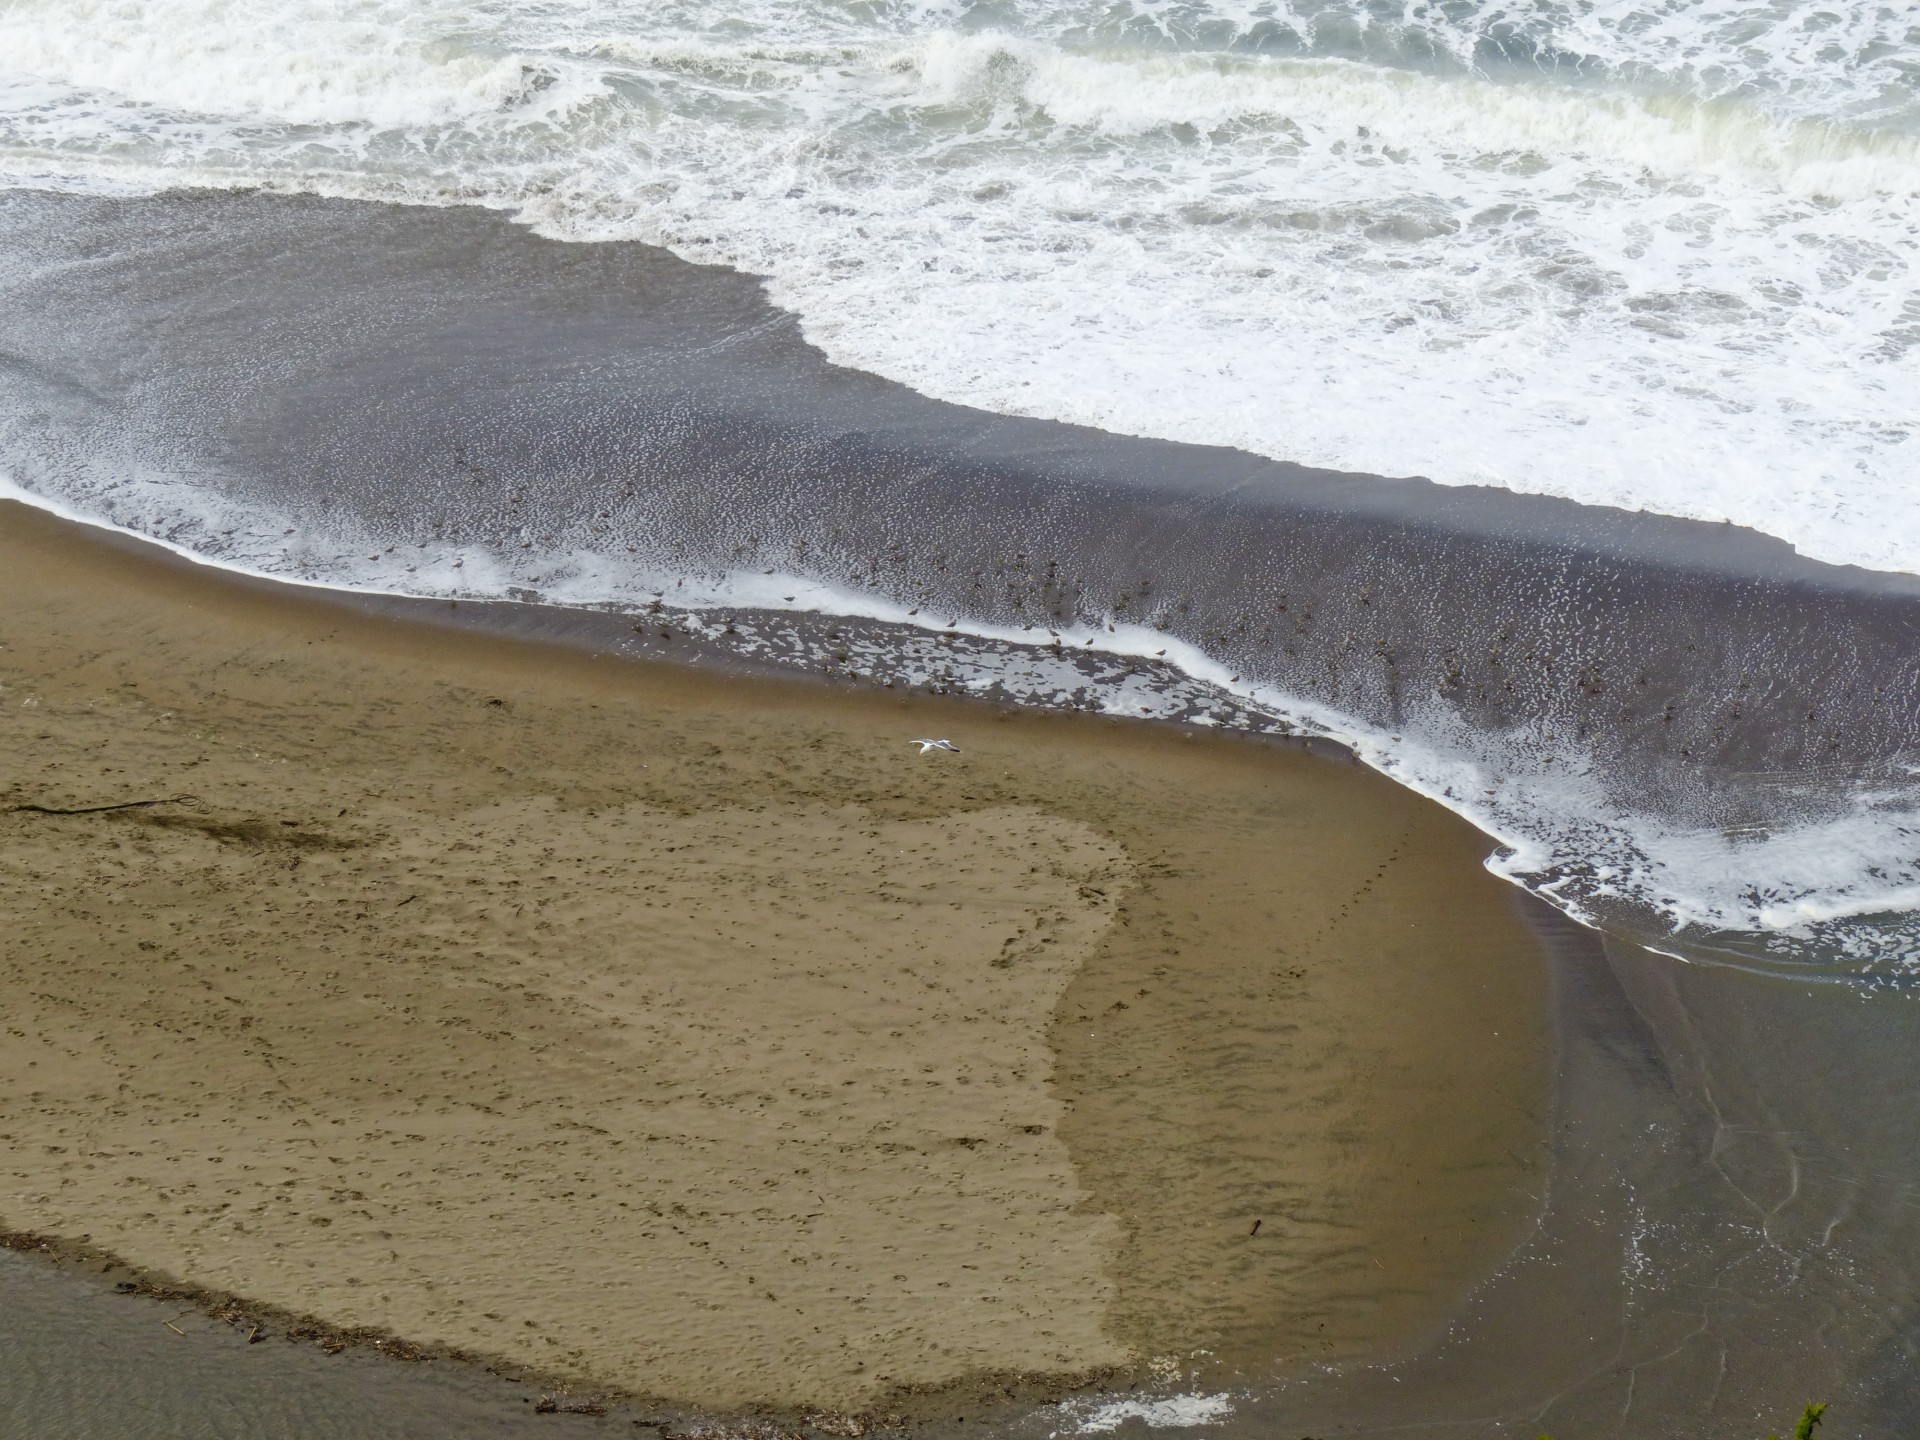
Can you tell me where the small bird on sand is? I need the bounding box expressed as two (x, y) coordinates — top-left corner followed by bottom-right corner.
(909, 738), (960, 754)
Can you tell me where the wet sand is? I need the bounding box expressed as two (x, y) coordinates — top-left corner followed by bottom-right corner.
(0, 500), (1551, 1417)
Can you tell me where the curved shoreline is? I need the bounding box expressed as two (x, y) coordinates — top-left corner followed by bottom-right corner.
(0, 1228), (1124, 1431)
(4, 187), (1918, 952)
(12, 506), (1920, 1437)
(0, 500), (1553, 1426)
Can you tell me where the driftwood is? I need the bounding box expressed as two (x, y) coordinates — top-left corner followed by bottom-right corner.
(9, 793), (202, 816)
(534, 1395), (609, 1416)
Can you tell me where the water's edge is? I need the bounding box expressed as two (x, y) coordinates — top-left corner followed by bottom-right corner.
(4, 187), (1919, 969)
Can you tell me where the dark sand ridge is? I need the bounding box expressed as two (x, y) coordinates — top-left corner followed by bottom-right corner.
(0, 500), (1550, 1415)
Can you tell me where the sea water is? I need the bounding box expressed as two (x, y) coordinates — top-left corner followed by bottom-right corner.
(1, 0), (1914, 565)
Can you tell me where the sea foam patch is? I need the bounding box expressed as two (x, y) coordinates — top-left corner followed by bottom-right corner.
(0, 0), (1915, 572)
(1061, 1392), (1235, 1433)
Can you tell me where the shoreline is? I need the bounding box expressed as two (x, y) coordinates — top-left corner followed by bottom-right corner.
(6, 186), (1919, 956)
(0, 499), (1554, 1423)
(0, 1228), (1100, 1430)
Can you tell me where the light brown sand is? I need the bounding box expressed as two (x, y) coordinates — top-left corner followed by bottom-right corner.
(0, 501), (1551, 1414)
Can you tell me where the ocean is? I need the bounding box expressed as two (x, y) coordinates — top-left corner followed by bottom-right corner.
(3, 0), (1916, 569)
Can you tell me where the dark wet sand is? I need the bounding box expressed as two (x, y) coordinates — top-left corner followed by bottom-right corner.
(0, 500), (1551, 1421)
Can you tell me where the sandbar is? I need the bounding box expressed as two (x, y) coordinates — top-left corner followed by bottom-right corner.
(0, 501), (1550, 1417)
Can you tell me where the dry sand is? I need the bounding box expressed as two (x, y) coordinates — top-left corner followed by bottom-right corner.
(0, 501), (1551, 1415)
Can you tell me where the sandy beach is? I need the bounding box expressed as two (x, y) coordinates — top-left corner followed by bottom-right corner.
(0, 500), (1550, 1417)
(1, 8), (1915, 1427)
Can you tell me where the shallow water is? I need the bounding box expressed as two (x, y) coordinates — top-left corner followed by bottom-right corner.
(0, 1246), (634, 1439)
(1217, 913), (1920, 1435)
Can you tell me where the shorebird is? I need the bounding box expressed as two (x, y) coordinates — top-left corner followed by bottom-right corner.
(909, 738), (960, 754)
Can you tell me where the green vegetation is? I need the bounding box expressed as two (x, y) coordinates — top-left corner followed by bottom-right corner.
(1539, 1403), (1825, 1440)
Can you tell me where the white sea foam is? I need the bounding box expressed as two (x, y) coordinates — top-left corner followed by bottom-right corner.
(1, 0), (1915, 572)
(1064, 1391), (1234, 1432)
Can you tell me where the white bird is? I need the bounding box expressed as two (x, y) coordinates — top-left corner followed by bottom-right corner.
(909, 738), (960, 754)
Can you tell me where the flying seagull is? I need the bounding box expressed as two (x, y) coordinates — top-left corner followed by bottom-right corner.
(909, 738), (960, 754)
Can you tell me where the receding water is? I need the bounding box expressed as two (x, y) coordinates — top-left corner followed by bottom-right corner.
(1, 0), (1915, 570)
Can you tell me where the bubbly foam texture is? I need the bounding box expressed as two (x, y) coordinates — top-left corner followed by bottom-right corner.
(0, 0), (545, 127)
(1071, 1392), (1234, 1431)
(2, 0), (1916, 571)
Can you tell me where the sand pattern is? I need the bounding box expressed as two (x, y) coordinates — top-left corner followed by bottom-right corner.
(0, 503), (1551, 1415)
(1, 768), (1130, 1407)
